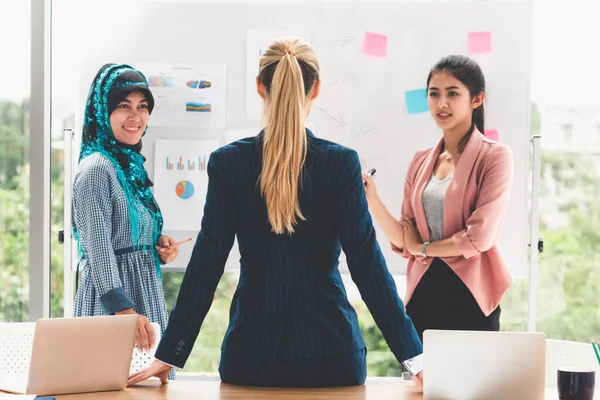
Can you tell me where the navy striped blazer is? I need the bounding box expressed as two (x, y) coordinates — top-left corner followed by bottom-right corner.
(155, 129), (422, 368)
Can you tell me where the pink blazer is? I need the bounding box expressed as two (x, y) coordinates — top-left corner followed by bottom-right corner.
(393, 129), (514, 316)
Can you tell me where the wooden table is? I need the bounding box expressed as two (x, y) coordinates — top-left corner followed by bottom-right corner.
(52, 377), (587, 399)
(54, 378), (421, 400)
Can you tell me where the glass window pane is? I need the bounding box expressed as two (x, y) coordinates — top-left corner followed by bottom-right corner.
(0, 1), (31, 322)
(162, 271), (238, 375)
(51, 0), (83, 318)
(533, 1), (600, 341)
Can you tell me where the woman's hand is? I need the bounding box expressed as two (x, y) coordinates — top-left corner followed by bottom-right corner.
(128, 359), (171, 386)
(157, 235), (179, 264)
(361, 172), (378, 202)
(399, 217), (423, 256)
(115, 309), (155, 351)
(414, 370), (424, 387)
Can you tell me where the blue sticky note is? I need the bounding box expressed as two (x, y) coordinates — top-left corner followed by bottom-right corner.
(405, 88), (429, 114)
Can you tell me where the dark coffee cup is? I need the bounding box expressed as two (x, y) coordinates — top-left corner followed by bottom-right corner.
(558, 366), (595, 400)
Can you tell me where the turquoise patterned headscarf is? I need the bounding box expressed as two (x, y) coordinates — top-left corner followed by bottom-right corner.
(75, 63), (164, 278)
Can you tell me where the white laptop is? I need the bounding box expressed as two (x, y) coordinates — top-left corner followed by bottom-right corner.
(0, 315), (138, 396)
(423, 330), (546, 400)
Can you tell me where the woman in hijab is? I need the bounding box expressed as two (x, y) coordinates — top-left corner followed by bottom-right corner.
(72, 64), (178, 379)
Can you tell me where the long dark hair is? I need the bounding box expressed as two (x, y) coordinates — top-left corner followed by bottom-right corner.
(427, 55), (485, 152)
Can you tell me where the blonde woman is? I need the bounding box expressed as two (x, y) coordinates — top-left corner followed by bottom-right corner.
(128, 38), (423, 388)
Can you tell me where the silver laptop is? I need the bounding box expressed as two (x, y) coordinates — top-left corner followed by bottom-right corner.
(0, 315), (138, 396)
(423, 330), (546, 400)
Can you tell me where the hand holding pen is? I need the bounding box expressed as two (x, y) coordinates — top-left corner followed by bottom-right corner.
(362, 167), (378, 201)
(163, 237), (193, 249)
(156, 236), (192, 263)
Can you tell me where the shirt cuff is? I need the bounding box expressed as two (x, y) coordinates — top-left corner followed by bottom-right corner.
(402, 353), (423, 376)
(155, 357), (182, 371)
(100, 287), (135, 315)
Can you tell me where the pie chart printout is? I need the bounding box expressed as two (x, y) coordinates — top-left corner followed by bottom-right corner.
(175, 180), (195, 200)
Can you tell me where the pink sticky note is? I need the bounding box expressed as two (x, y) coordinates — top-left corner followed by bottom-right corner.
(484, 129), (499, 142)
(468, 32), (492, 54)
(362, 32), (388, 57)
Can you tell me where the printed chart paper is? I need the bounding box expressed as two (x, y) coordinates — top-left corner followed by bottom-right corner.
(154, 139), (220, 231)
(137, 62), (227, 129)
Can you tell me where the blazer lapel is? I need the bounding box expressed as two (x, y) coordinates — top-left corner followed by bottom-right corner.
(443, 129), (483, 237)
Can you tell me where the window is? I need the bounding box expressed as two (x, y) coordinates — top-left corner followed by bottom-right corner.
(527, 1), (600, 341)
(162, 271), (238, 375)
(50, 1), (73, 318)
(562, 124), (574, 144)
(0, 1), (31, 322)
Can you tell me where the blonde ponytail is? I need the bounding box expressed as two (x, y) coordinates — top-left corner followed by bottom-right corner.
(258, 38), (320, 234)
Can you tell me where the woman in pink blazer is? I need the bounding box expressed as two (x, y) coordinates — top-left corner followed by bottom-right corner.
(363, 55), (514, 339)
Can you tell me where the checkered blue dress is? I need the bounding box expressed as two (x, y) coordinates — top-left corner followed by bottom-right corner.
(73, 153), (175, 379)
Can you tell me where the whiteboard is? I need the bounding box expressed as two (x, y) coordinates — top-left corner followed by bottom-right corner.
(74, 1), (532, 277)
